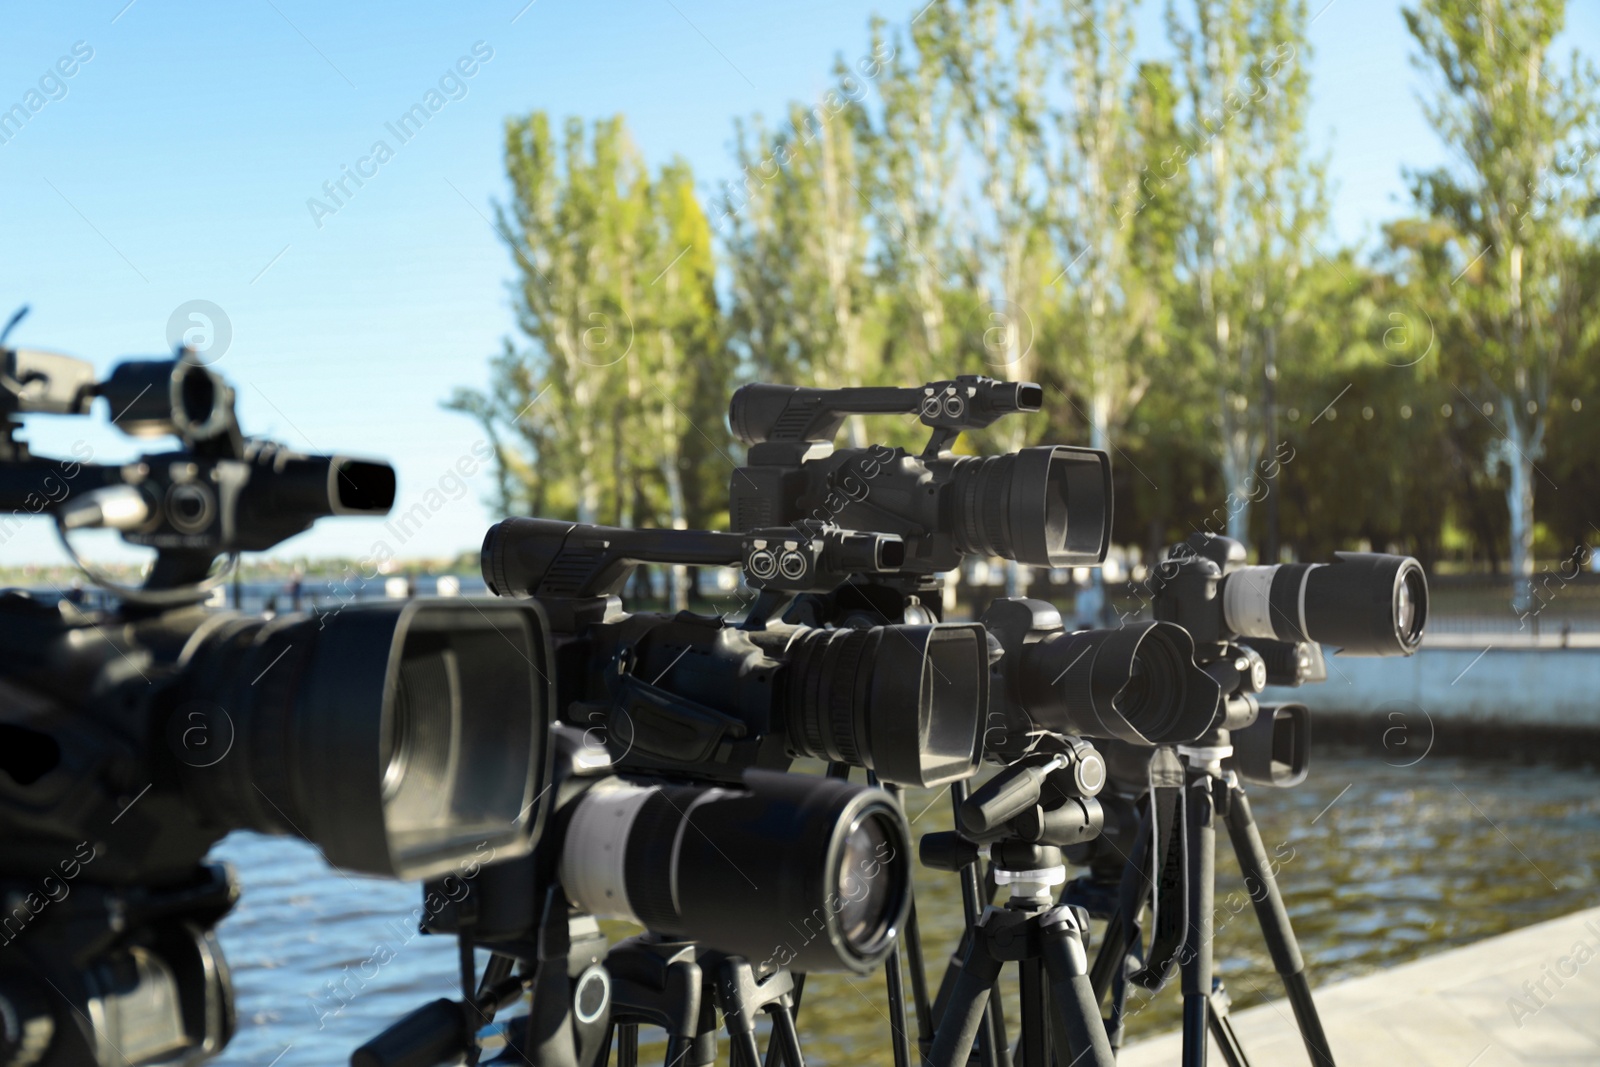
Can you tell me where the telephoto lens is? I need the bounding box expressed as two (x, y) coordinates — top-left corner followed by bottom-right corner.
(559, 770), (911, 973)
(173, 599), (554, 880)
(1219, 552), (1428, 655)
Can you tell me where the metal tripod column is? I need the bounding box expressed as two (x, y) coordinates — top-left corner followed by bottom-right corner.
(1222, 773), (1335, 1067)
(1179, 753), (1219, 1067)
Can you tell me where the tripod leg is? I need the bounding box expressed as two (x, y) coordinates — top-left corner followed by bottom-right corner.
(1017, 958), (1048, 1067)
(884, 942), (913, 1067)
(926, 918), (1006, 1067)
(882, 781), (934, 1059)
(1222, 781), (1335, 1067)
(768, 1005), (806, 1067)
(1180, 771), (1216, 1067)
(949, 781), (1008, 1067)
(903, 897), (935, 1056)
(1206, 982), (1251, 1067)
(1037, 907), (1115, 1067)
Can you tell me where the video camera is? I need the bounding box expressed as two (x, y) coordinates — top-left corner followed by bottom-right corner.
(727, 377), (1113, 580)
(357, 376), (1225, 1067)
(0, 328), (558, 1067)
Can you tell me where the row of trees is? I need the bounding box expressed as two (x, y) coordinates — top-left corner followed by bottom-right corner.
(450, 0), (1599, 609)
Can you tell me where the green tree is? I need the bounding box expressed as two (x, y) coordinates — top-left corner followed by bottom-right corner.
(722, 95), (876, 404)
(860, 17), (967, 382)
(1402, 0), (1599, 607)
(1166, 0), (1327, 552)
(451, 114), (732, 589)
(922, 0), (1054, 444)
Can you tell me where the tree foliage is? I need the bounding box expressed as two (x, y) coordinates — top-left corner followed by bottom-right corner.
(452, 0), (1600, 588)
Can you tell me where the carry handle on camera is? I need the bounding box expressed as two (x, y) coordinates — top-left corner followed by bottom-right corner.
(482, 515), (904, 621)
(729, 374), (1043, 460)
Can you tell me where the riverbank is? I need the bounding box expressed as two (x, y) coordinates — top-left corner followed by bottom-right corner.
(1119, 905), (1600, 1065)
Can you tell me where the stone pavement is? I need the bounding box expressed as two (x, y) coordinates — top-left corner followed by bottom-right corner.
(1117, 905), (1600, 1066)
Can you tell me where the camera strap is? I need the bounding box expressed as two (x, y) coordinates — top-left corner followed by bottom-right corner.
(1124, 754), (1187, 992)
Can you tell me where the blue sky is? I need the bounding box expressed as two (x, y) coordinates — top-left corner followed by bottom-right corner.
(1, 0), (1594, 566)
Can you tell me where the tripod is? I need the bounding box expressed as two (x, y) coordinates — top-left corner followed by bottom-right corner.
(1076, 738), (1335, 1067)
(925, 840), (1115, 1067)
(1173, 739), (1334, 1067)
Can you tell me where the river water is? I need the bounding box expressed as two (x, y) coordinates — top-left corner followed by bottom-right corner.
(209, 750), (1600, 1066)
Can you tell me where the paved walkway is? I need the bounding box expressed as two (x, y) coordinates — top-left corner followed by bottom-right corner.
(1117, 906), (1600, 1066)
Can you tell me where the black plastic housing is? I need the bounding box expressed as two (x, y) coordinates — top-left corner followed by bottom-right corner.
(1226, 703), (1310, 788)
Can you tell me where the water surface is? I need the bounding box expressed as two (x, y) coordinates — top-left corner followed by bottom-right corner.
(210, 752), (1600, 1065)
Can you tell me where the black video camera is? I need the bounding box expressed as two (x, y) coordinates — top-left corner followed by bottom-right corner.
(727, 377), (1113, 580)
(482, 516), (990, 789)
(0, 334), (559, 1067)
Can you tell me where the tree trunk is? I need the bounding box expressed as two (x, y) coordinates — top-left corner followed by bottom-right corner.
(1505, 411), (1536, 613)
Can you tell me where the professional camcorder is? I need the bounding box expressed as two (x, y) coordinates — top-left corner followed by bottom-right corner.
(1056, 531), (1430, 1065)
(406, 377), (1231, 1067)
(727, 377), (1113, 579)
(0, 328), (558, 1067)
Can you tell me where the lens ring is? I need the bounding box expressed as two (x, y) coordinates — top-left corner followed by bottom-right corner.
(573, 966), (611, 1025)
(1395, 561), (1428, 650)
(831, 805), (907, 964)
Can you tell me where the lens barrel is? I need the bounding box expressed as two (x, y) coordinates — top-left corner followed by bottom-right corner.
(1220, 553), (1428, 655)
(174, 599), (553, 880)
(778, 623), (986, 788)
(947, 446), (1110, 568)
(559, 771), (911, 973)
(1015, 621), (1222, 746)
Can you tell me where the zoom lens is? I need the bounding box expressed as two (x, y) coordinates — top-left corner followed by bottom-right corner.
(1220, 553), (1428, 655)
(174, 599), (554, 880)
(1015, 621), (1222, 745)
(779, 623), (987, 788)
(946, 446), (1111, 568)
(559, 771), (911, 972)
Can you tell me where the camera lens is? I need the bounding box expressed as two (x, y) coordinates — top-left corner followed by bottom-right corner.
(559, 770), (911, 973)
(779, 623), (987, 788)
(1220, 553), (1428, 656)
(1016, 621), (1221, 745)
(836, 812), (898, 951)
(947, 446), (1110, 568)
(174, 600), (554, 880)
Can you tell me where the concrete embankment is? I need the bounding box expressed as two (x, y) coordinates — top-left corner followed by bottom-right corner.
(1119, 905), (1600, 1066)
(1262, 636), (1600, 764)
